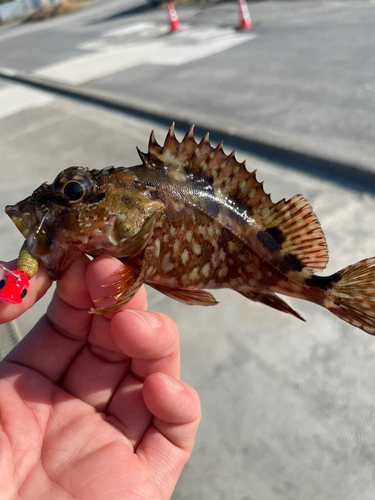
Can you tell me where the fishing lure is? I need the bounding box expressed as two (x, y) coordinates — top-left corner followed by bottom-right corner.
(0, 267), (29, 304)
(0, 242), (35, 305)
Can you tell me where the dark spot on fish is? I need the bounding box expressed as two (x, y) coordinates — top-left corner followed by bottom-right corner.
(120, 195), (136, 209)
(306, 273), (341, 289)
(283, 254), (303, 272)
(148, 189), (161, 200)
(266, 227), (283, 245)
(257, 230), (280, 253)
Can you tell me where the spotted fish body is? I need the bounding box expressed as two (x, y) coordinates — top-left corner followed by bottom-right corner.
(5, 125), (375, 335)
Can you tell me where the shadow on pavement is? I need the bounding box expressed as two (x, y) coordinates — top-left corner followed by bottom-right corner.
(87, 3), (157, 26)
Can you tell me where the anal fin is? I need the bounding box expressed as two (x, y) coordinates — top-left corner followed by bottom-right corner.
(238, 287), (305, 321)
(148, 283), (218, 306)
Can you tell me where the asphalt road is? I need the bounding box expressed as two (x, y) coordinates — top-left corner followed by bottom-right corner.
(1, 1), (375, 499)
(1, 0), (375, 172)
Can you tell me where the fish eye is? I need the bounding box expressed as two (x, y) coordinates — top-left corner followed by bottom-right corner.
(53, 168), (97, 204)
(20, 287), (28, 299)
(62, 181), (85, 201)
(0, 278), (6, 290)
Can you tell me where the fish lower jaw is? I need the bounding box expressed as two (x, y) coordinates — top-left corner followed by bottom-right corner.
(24, 230), (53, 258)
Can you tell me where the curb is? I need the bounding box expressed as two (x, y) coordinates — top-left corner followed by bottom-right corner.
(1, 67), (375, 190)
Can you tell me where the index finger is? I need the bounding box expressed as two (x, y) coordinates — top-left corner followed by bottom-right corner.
(4, 255), (149, 384)
(4, 255), (92, 383)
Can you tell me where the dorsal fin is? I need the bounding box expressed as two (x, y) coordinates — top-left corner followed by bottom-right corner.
(138, 124), (329, 273)
(262, 195), (329, 272)
(138, 124), (274, 216)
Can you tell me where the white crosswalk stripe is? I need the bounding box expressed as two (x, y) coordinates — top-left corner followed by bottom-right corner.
(34, 24), (257, 85)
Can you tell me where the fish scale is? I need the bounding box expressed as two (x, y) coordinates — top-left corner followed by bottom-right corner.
(5, 124), (375, 336)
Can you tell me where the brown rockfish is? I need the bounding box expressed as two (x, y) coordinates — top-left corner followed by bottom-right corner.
(5, 125), (375, 335)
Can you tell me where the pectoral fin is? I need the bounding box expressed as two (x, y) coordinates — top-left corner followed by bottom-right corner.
(91, 260), (147, 314)
(117, 205), (164, 258)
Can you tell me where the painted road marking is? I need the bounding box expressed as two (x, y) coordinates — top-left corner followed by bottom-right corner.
(155, 31), (257, 66)
(0, 84), (54, 120)
(34, 25), (257, 85)
(102, 22), (154, 37)
(34, 41), (167, 85)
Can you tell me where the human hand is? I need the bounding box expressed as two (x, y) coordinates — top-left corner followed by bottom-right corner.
(0, 255), (201, 500)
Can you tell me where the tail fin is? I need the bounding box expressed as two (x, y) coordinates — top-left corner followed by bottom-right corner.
(326, 257), (375, 335)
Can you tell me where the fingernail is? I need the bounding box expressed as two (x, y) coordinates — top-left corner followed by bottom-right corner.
(166, 374), (184, 391)
(131, 310), (160, 330)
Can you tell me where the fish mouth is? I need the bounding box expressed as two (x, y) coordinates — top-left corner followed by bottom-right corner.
(5, 204), (53, 257)
(5, 206), (31, 234)
(5, 203), (82, 280)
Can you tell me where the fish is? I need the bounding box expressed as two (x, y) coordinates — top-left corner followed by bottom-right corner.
(5, 124), (375, 335)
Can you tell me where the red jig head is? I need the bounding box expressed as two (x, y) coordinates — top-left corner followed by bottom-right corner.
(0, 268), (30, 304)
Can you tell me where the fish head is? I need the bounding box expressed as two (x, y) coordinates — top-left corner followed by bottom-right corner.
(5, 166), (164, 280)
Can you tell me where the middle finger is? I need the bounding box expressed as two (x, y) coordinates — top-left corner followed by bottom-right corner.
(110, 309), (180, 381)
(105, 309), (180, 444)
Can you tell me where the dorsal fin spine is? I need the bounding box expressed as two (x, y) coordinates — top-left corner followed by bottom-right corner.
(137, 147), (150, 166)
(186, 124), (195, 140)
